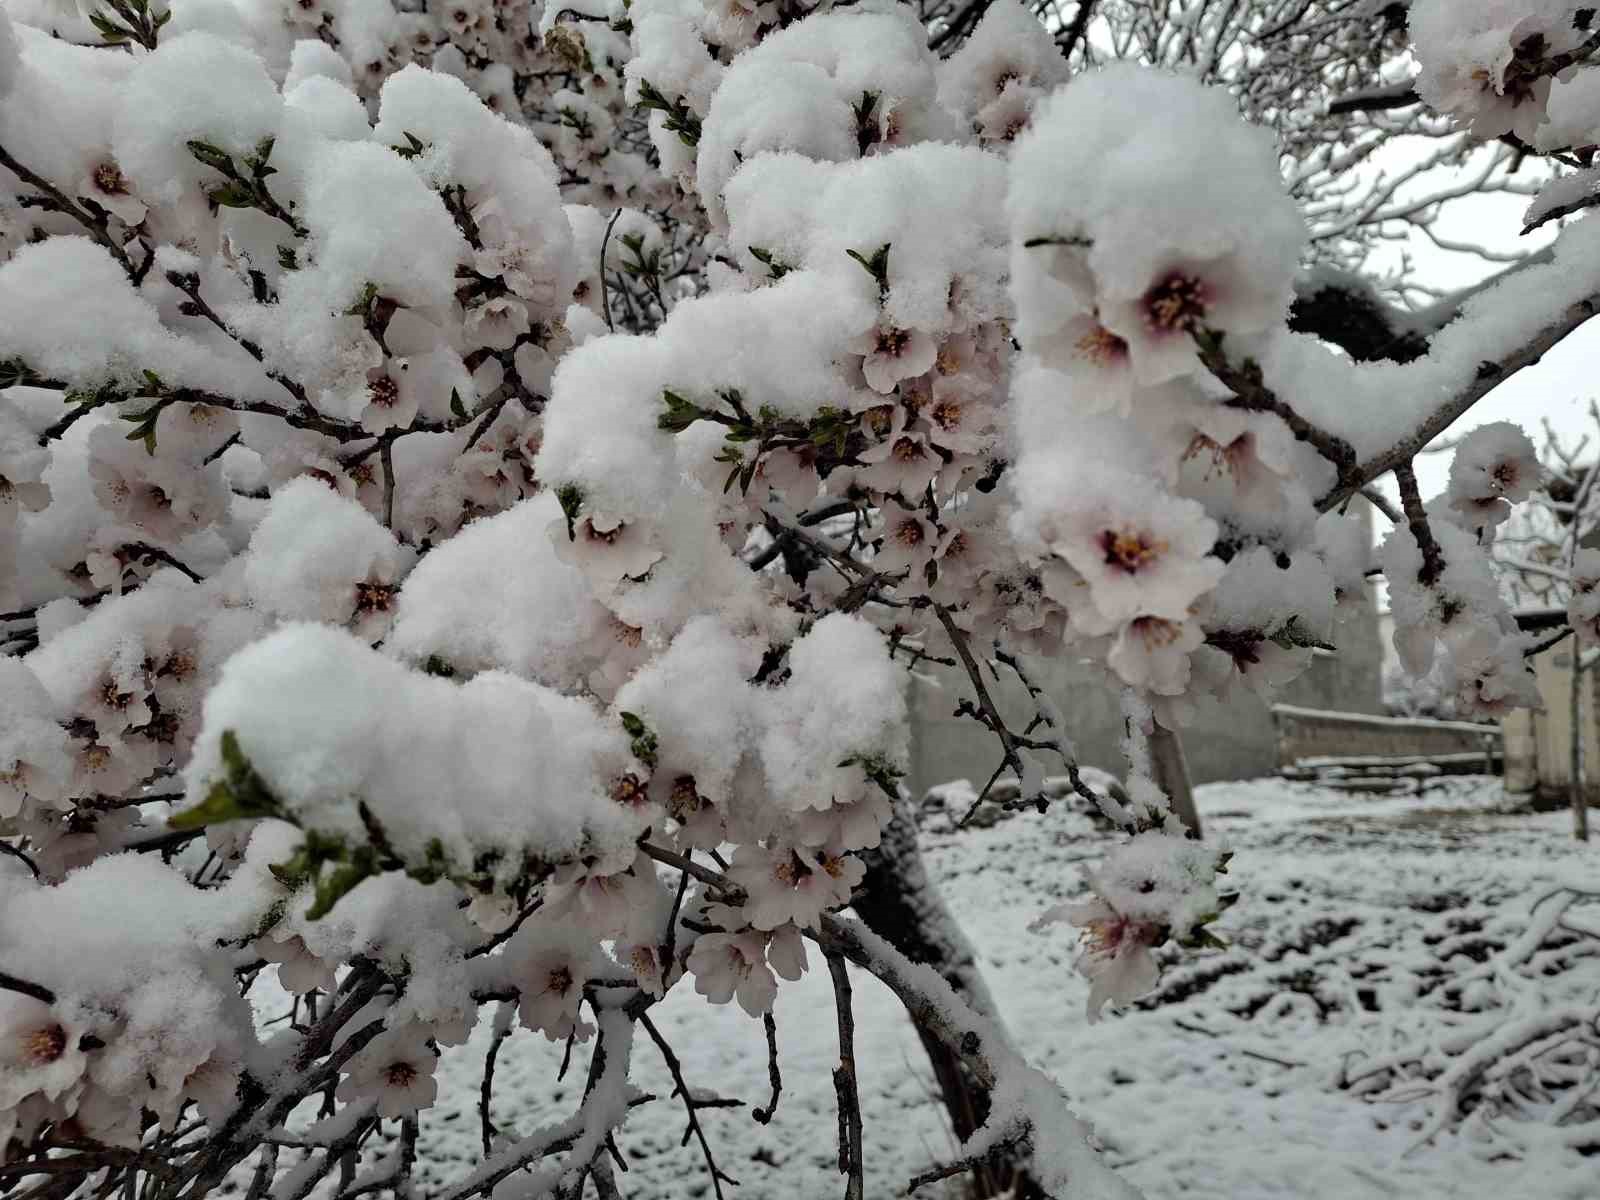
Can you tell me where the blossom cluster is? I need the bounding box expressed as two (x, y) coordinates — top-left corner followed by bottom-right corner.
(0, 0), (1588, 1186)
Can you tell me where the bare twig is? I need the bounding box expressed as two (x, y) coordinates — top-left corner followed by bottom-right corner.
(826, 953), (864, 1200)
(751, 1011), (782, 1125)
(637, 841), (747, 904)
(599, 209), (623, 334)
(380, 437), (397, 531)
(637, 1013), (739, 1200)
(0, 140), (141, 279)
(1393, 461), (1445, 586)
(479, 1004), (515, 1157)
(0, 969), (57, 1005)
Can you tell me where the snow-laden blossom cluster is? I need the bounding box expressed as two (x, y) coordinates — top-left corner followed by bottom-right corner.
(1411, 0), (1594, 143)
(0, 0), (1590, 1192)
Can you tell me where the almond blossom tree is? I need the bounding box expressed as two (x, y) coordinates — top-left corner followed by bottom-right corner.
(0, 0), (1597, 1197)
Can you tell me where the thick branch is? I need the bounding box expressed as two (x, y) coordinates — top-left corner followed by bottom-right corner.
(1319, 291), (1600, 512)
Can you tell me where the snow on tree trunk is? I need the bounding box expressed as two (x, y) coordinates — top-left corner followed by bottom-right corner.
(854, 792), (1028, 1198)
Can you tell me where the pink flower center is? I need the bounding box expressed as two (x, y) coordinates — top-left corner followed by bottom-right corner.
(931, 400), (963, 431)
(23, 1023), (67, 1066)
(1081, 913), (1161, 958)
(93, 164), (129, 196)
(874, 329), (912, 358)
(354, 580), (396, 614)
(368, 375), (399, 409)
(610, 773), (647, 806)
(1128, 615), (1182, 647)
(669, 775), (702, 819)
(1143, 273), (1209, 332)
(1074, 324), (1129, 367)
(1100, 529), (1166, 573)
(385, 1061), (418, 1088)
(891, 437), (925, 464)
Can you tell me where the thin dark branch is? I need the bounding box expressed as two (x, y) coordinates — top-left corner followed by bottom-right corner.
(637, 1012), (739, 1200)
(1194, 329), (1361, 493)
(1359, 487), (1402, 523)
(1393, 461), (1445, 587)
(380, 438), (397, 531)
(907, 1134), (1030, 1194)
(599, 209), (622, 334)
(661, 859), (692, 979)
(751, 1011), (782, 1125)
(825, 954), (863, 1200)
(932, 602), (1023, 792)
(637, 841), (747, 904)
(0, 969), (57, 1004)
(1326, 83), (1420, 116)
(1056, 0), (1098, 60)
(0, 140), (139, 278)
(1526, 627), (1575, 658)
(121, 543), (203, 584)
(479, 1007), (514, 1157)
(0, 839), (42, 880)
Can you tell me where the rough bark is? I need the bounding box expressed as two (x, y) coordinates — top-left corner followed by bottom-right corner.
(854, 793), (1036, 1198)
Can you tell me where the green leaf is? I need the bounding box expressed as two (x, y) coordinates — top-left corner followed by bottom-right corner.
(406, 838), (451, 886)
(845, 243), (892, 297)
(658, 388), (707, 434)
(343, 281), (379, 317)
(394, 132), (429, 160)
(89, 12), (131, 42)
(0, 358), (39, 389)
(186, 140), (236, 173)
(305, 846), (380, 920)
(839, 752), (905, 800)
(277, 245), (299, 271)
(207, 181), (256, 209)
(423, 654), (456, 678)
(556, 483), (584, 541)
(619, 711), (658, 768)
(450, 388), (468, 420)
(747, 246), (792, 281)
(246, 137), (277, 177)
(169, 730), (284, 830)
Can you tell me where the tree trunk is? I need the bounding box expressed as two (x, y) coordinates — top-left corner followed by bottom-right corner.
(854, 793), (1035, 1199)
(1149, 725), (1202, 838)
(1571, 660), (1589, 842)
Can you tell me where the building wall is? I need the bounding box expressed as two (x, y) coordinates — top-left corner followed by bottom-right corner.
(1506, 640), (1600, 802)
(907, 575), (1386, 794)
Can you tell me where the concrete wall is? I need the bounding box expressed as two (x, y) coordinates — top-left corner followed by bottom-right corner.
(1504, 639), (1600, 803)
(907, 575), (1386, 794)
(1271, 705), (1501, 766)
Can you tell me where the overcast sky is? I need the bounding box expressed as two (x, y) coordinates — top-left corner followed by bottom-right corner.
(1368, 181), (1592, 503)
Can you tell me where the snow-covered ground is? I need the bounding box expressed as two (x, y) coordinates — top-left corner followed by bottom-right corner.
(334, 777), (1599, 1200)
